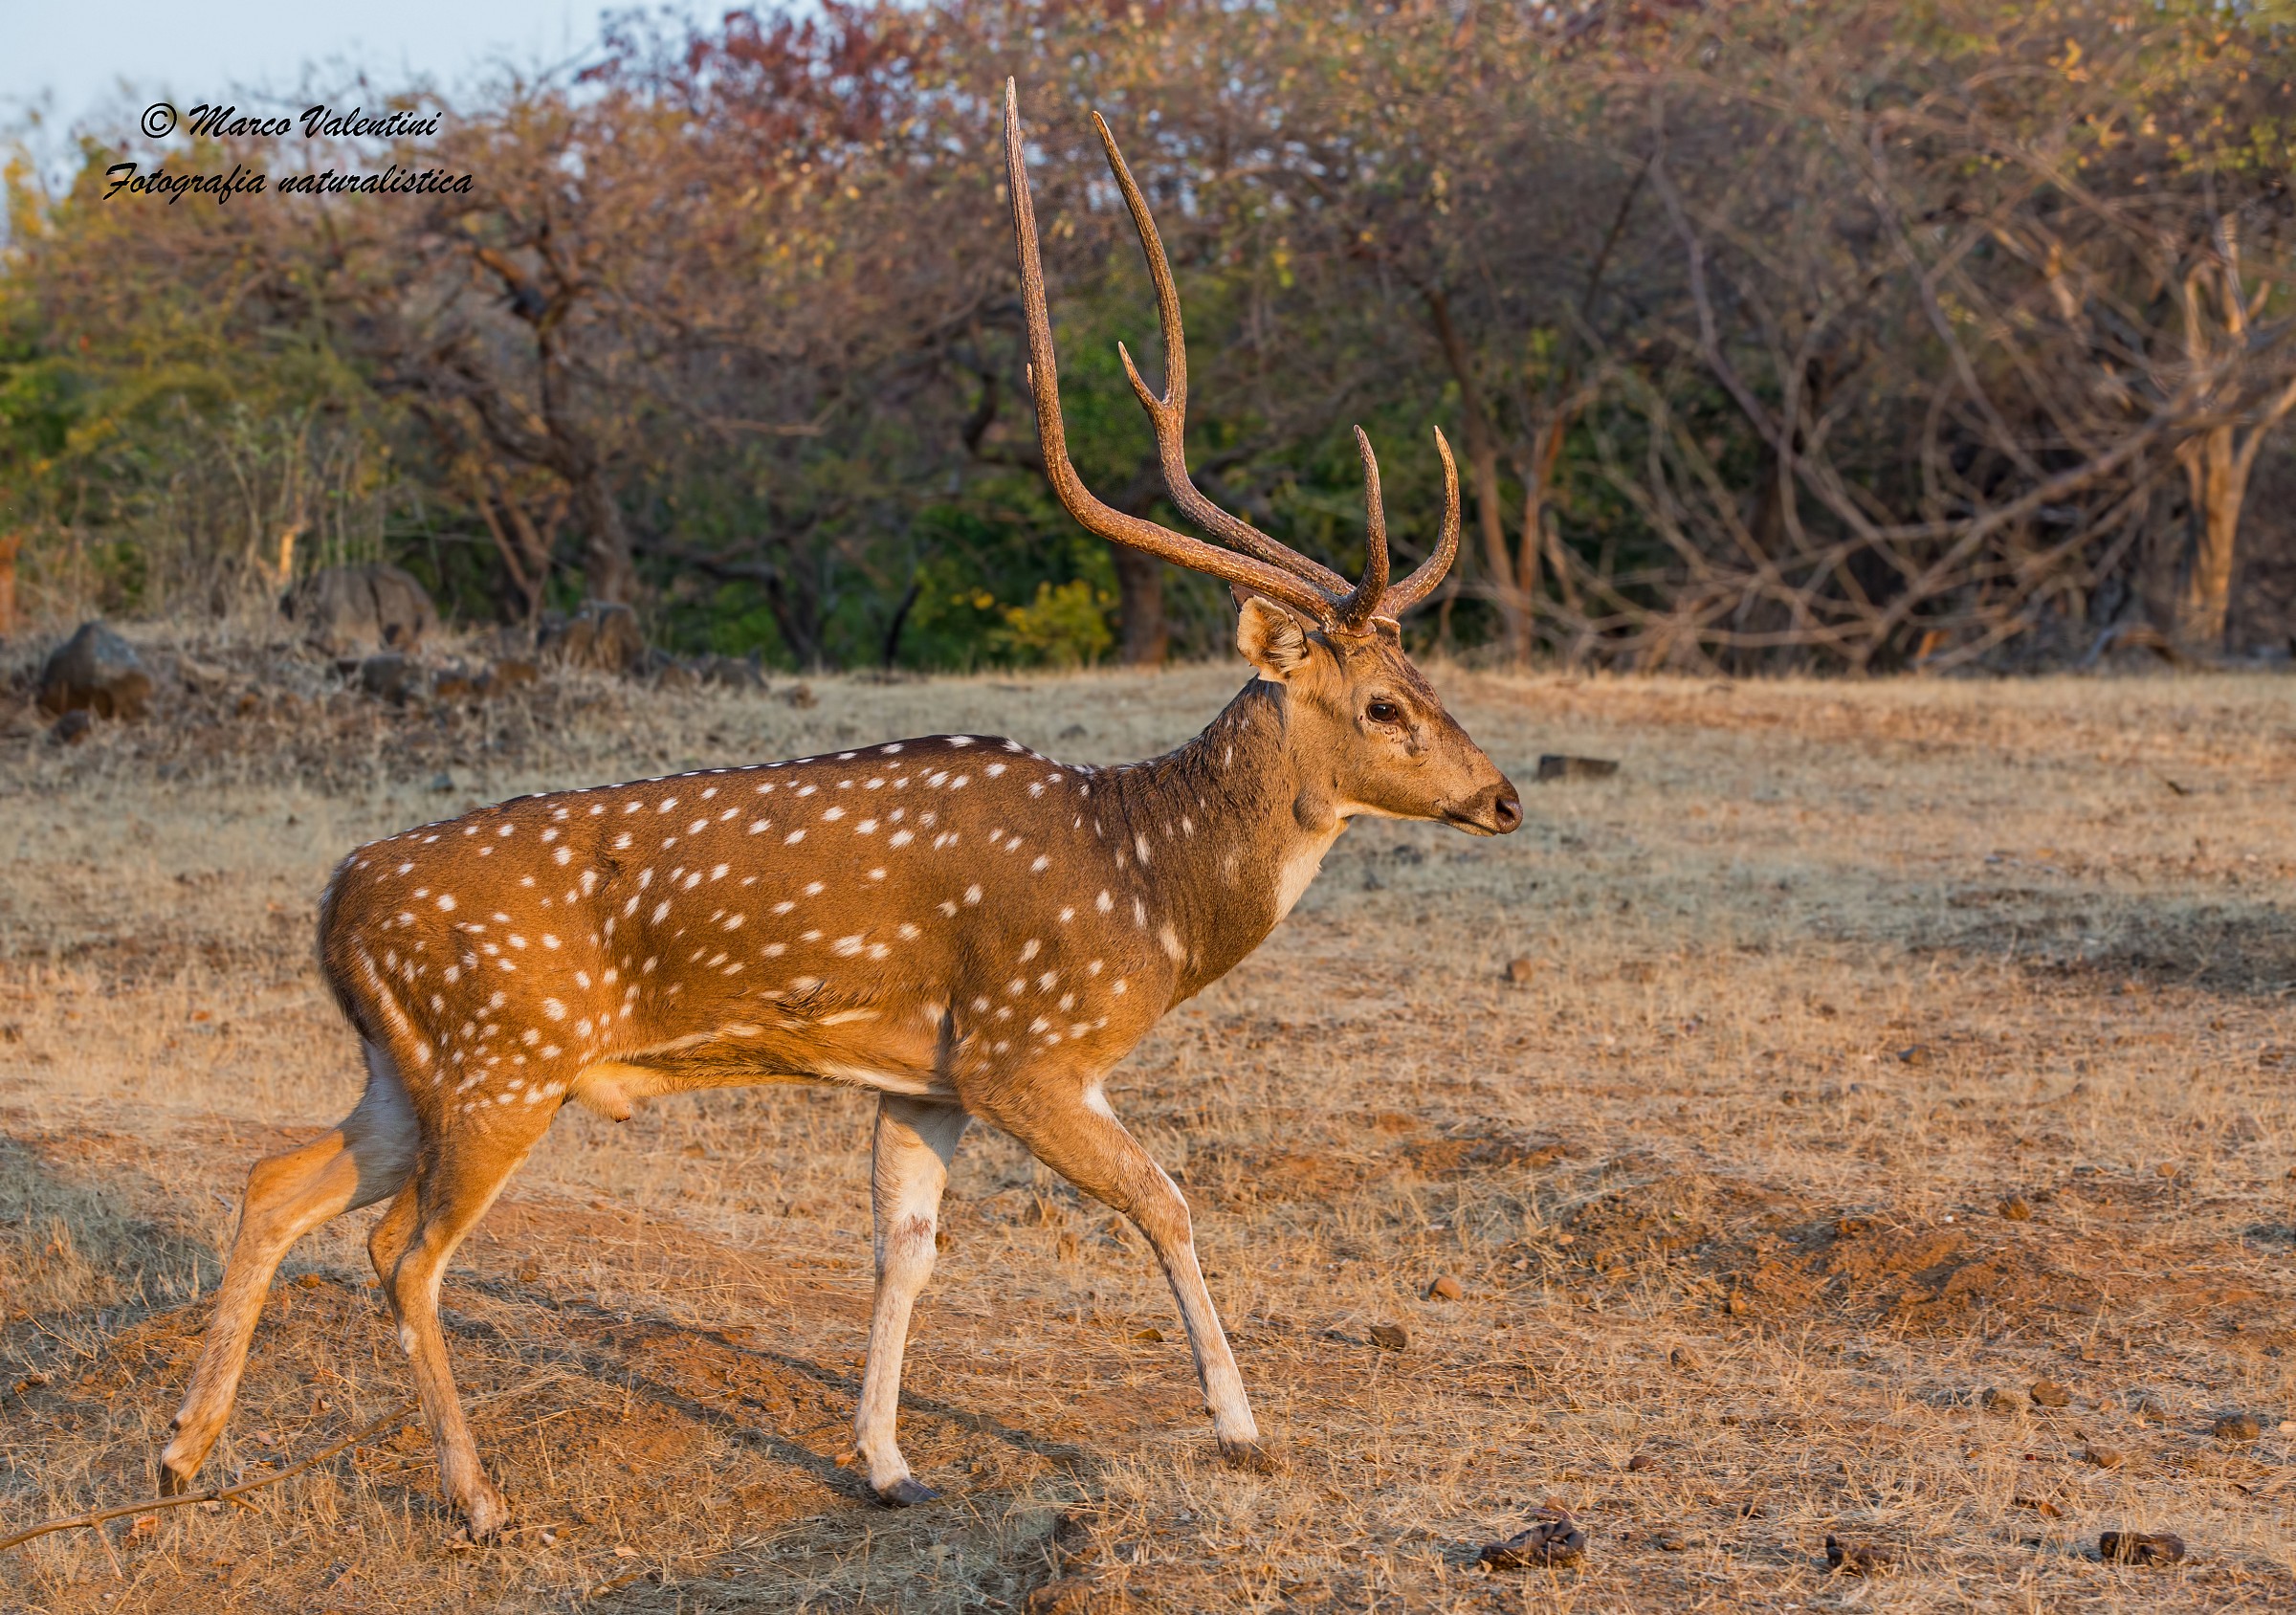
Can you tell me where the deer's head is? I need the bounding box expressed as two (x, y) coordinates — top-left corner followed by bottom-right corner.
(1005, 84), (1519, 839)
(1231, 597), (1519, 834)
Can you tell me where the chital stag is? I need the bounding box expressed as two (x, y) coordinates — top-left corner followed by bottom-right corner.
(159, 86), (1521, 1536)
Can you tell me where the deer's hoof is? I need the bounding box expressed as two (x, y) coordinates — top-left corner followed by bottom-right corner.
(871, 1475), (940, 1508)
(1216, 1436), (1280, 1474)
(156, 1457), (195, 1497)
(458, 1479), (513, 1541)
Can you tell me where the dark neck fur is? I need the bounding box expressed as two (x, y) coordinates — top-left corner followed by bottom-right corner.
(1093, 678), (1338, 1001)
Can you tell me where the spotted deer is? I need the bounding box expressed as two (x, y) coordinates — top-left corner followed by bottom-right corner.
(158, 86), (1521, 1536)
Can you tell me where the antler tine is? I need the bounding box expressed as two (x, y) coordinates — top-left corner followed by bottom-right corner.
(1336, 427), (1391, 630)
(1092, 112), (1353, 600)
(1004, 84), (1338, 625)
(1377, 426), (1461, 617)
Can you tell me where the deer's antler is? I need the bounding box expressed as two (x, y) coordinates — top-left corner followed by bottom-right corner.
(1007, 83), (1458, 630)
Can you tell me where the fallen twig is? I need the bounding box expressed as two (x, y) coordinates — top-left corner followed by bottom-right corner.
(0, 1400), (418, 1554)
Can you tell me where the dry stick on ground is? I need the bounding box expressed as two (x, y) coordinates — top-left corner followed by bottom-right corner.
(0, 1400), (418, 1554)
(0, 1370), (574, 1555)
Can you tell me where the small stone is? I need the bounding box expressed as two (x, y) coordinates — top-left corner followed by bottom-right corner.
(2212, 1413), (2261, 1444)
(1999, 1198), (2033, 1221)
(1503, 958), (1541, 985)
(1425, 1274), (1463, 1301)
(1532, 754), (1619, 784)
(1026, 1576), (1097, 1614)
(1479, 1508), (1586, 1569)
(2015, 1495), (2064, 1518)
(2134, 1398), (2171, 1425)
(1824, 1536), (1893, 1576)
(2155, 1161), (2180, 1179)
(1669, 1346), (1704, 1372)
(1368, 1322), (1409, 1351)
(1982, 1387), (2020, 1414)
(2099, 1531), (2185, 1566)
(2084, 1445), (2125, 1470)
(1626, 1454), (1657, 1473)
(1655, 1532), (1688, 1552)
(2030, 1381), (2071, 1408)
(784, 682), (818, 709)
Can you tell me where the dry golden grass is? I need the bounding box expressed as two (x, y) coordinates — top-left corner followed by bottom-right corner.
(3, 646), (2294, 1611)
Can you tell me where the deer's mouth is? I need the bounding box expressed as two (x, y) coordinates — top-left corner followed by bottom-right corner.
(1442, 786), (1523, 836)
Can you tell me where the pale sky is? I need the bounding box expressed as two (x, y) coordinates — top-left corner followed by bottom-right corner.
(0, 0), (696, 140)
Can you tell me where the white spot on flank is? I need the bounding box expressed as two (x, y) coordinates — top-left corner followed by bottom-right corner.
(785, 829), (806, 845)
(964, 884), (982, 904)
(1095, 890), (1112, 913)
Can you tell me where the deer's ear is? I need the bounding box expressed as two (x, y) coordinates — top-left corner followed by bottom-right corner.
(1234, 591), (1314, 681)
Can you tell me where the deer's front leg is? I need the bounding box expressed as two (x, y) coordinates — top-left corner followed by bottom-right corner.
(855, 1094), (969, 1505)
(985, 1084), (1270, 1472)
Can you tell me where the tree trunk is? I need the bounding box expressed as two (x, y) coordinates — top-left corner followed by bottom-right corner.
(2174, 426), (2241, 653)
(0, 531), (19, 637)
(575, 475), (637, 605)
(1112, 546), (1168, 666)
(1424, 289), (1531, 663)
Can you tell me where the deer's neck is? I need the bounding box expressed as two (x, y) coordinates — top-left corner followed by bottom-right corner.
(1095, 677), (1341, 1003)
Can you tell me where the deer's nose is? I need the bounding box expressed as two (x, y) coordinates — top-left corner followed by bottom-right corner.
(1490, 786), (1522, 834)
(1448, 779), (1521, 835)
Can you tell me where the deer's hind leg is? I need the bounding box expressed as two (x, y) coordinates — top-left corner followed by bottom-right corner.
(372, 1101), (553, 1538)
(161, 1040), (420, 1493)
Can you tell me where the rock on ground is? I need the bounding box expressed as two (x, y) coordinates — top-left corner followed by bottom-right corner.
(539, 601), (647, 675)
(36, 621), (152, 719)
(282, 564), (438, 656)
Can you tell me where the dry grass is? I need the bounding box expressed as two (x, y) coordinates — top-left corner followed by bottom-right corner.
(2, 646), (2294, 1611)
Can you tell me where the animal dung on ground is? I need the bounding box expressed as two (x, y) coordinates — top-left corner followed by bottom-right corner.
(1424, 1274), (1463, 1301)
(1534, 754), (1620, 783)
(2099, 1531), (2186, 1566)
(2212, 1412), (2262, 1444)
(2029, 1380), (2071, 1408)
(1368, 1322), (1410, 1351)
(1824, 1536), (1895, 1575)
(1479, 1508), (1586, 1570)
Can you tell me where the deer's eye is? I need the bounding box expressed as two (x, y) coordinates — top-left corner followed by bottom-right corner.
(1365, 698), (1402, 726)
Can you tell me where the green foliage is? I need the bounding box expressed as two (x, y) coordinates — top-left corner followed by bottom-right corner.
(985, 579), (1115, 667)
